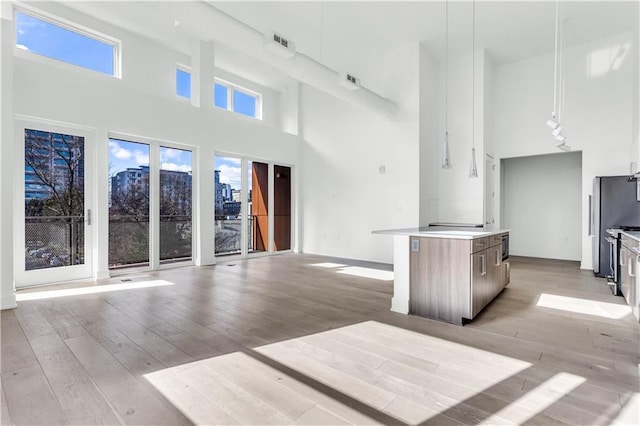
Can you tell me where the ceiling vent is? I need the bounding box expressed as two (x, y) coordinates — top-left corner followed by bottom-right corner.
(338, 73), (361, 90)
(263, 31), (295, 58)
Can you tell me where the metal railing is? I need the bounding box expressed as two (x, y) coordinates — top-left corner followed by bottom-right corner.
(108, 214), (193, 268)
(25, 216), (84, 270)
(26, 214), (262, 270)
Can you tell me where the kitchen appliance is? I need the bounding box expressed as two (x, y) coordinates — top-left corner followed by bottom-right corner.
(590, 176), (640, 278)
(501, 234), (509, 261)
(604, 226), (640, 295)
(428, 222), (484, 228)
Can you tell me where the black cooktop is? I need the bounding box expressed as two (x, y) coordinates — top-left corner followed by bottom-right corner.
(611, 225), (640, 231)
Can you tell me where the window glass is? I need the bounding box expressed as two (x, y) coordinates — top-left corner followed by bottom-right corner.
(233, 90), (257, 118)
(214, 83), (228, 109)
(15, 10), (116, 76)
(176, 68), (191, 99)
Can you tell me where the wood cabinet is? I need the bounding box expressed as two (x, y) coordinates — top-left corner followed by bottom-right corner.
(621, 235), (639, 322)
(410, 232), (509, 325)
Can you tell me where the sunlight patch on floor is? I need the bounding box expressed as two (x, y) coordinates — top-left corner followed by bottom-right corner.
(536, 293), (631, 319)
(309, 262), (348, 268)
(336, 266), (393, 281)
(310, 263), (394, 281)
(480, 372), (586, 425)
(16, 280), (174, 301)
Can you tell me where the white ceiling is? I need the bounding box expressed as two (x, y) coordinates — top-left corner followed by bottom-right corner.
(60, 1), (638, 90)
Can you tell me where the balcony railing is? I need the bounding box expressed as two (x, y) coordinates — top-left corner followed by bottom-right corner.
(25, 215), (84, 270)
(109, 214), (192, 268)
(26, 214), (262, 271)
(215, 218), (253, 255)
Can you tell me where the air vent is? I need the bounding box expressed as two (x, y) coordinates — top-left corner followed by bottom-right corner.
(264, 31), (295, 58)
(338, 72), (361, 90)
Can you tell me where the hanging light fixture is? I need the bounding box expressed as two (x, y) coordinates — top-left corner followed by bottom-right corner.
(547, 0), (560, 131)
(547, 0), (570, 150)
(468, 0), (478, 178)
(442, 0), (452, 169)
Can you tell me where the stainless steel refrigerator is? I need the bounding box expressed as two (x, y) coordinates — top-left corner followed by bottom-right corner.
(590, 175), (640, 277)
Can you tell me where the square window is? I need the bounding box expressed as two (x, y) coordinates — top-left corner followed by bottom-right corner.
(233, 90), (257, 118)
(214, 83), (228, 109)
(176, 68), (191, 99)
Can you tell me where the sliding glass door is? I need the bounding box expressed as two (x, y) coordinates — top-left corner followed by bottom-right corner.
(109, 138), (193, 271)
(17, 122), (93, 287)
(214, 155), (243, 256)
(108, 139), (150, 269)
(215, 156), (292, 258)
(159, 147), (192, 264)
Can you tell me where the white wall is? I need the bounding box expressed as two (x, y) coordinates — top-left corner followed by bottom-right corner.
(0, 9), (17, 309)
(502, 152), (582, 260)
(431, 49), (487, 225)
(300, 44), (421, 264)
(419, 44), (439, 226)
(5, 1), (300, 291)
(494, 32), (635, 269)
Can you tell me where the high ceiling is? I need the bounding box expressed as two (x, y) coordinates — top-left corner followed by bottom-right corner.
(60, 1), (638, 90)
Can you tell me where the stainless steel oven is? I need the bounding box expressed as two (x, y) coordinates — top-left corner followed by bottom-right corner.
(501, 234), (509, 261)
(605, 226), (640, 296)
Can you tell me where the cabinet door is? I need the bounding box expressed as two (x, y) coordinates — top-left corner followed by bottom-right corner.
(471, 250), (489, 318)
(489, 246), (502, 298)
(630, 253), (639, 321)
(621, 248), (630, 304)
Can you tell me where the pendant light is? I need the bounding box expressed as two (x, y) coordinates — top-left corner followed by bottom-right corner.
(546, 0), (560, 131)
(442, 0), (452, 169)
(468, 0), (478, 178)
(547, 0), (571, 151)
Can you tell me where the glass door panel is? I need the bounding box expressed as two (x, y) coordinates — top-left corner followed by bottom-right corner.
(108, 139), (150, 269)
(274, 165), (291, 251)
(24, 128), (85, 270)
(214, 155), (242, 256)
(249, 161), (268, 254)
(159, 147), (193, 264)
(20, 127), (92, 287)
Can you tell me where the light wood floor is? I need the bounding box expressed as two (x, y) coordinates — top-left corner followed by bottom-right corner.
(1, 254), (639, 425)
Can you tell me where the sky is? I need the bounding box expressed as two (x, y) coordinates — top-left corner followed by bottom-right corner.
(109, 139), (192, 175)
(16, 11), (114, 75)
(215, 156), (243, 190)
(109, 140), (246, 191)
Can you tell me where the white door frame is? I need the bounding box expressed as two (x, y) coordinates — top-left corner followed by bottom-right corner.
(14, 116), (95, 288)
(107, 132), (196, 274)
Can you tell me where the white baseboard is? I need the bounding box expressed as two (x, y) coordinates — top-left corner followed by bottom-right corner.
(1, 294), (16, 310)
(391, 296), (409, 314)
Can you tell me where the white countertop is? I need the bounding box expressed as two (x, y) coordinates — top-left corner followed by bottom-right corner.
(622, 231), (640, 243)
(372, 226), (509, 240)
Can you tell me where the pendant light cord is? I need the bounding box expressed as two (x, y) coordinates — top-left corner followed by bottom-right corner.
(552, 0), (559, 116)
(472, 0), (475, 150)
(558, 6), (564, 123)
(445, 0), (448, 135)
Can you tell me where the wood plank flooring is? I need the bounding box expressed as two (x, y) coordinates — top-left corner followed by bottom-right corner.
(1, 254), (638, 425)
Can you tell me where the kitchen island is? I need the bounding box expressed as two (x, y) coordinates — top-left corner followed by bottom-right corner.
(373, 226), (510, 325)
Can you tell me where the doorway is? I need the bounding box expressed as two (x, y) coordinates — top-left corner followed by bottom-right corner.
(214, 155), (292, 258)
(16, 121), (94, 288)
(501, 152), (582, 260)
